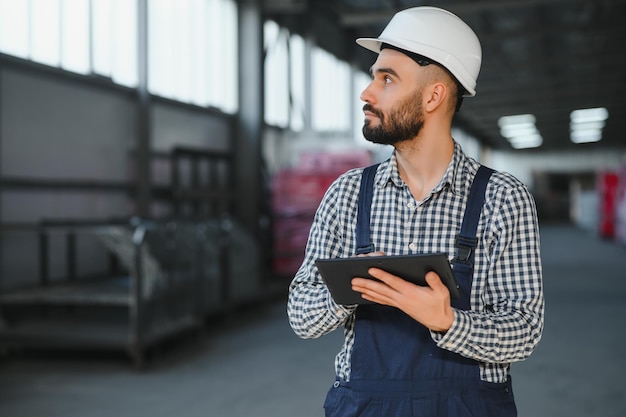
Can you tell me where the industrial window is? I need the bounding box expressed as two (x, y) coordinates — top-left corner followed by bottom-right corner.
(91, 0), (138, 87)
(263, 20), (305, 131)
(311, 46), (350, 132)
(353, 70), (372, 145)
(148, 0), (238, 112)
(0, 0), (137, 86)
(264, 21), (289, 128)
(289, 34), (306, 132)
(0, 0), (238, 113)
(0, 0), (30, 60)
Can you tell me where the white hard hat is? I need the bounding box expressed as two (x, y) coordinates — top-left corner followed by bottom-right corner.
(356, 6), (482, 97)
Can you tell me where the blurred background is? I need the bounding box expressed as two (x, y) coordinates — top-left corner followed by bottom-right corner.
(0, 0), (625, 416)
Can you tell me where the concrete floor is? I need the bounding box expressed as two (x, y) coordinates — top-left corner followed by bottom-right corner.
(0, 224), (625, 417)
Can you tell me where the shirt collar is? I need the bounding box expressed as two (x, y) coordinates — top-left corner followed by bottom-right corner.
(376, 140), (468, 196)
(447, 140), (468, 195)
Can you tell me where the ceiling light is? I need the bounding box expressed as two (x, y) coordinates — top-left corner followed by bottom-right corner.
(500, 125), (538, 139)
(498, 113), (543, 149)
(570, 107), (608, 124)
(570, 120), (606, 130)
(570, 107), (608, 144)
(571, 129), (602, 144)
(508, 134), (543, 149)
(497, 114), (536, 127)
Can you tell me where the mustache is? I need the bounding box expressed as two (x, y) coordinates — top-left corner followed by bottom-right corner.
(363, 104), (383, 119)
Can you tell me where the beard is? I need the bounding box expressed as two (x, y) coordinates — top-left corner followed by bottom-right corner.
(362, 91), (424, 146)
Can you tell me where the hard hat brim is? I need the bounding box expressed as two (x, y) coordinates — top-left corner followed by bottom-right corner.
(356, 38), (383, 53)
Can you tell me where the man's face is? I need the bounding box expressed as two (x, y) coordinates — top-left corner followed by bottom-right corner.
(360, 49), (425, 146)
(362, 88), (424, 146)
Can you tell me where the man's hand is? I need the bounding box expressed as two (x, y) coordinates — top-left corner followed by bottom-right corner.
(351, 269), (454, 332)
(355, 251), (386, 258)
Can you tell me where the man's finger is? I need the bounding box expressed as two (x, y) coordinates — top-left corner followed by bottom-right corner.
(354, 251), (386, 258)
(425, 271), (448, 293)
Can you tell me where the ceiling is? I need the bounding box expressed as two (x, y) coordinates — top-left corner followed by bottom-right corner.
(264, 0), (626, 152)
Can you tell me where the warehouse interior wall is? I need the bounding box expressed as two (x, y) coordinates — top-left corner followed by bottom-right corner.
(1, 67), (134, 219)
(0, 61), (237, 291)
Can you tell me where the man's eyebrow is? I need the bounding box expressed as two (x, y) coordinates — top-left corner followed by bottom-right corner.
(369, 66), (400, 79)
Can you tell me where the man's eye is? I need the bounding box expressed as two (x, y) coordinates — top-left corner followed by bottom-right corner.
(384, 76), (392, 84)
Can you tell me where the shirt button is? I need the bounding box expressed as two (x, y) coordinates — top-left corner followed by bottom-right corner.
(408, 242), (417, 251)
(407, 202), (415, 209)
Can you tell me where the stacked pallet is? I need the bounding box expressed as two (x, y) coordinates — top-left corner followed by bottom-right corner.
(271, 150), (371, 276)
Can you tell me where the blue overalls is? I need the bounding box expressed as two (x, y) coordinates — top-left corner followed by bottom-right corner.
(323, 165), (517, 417)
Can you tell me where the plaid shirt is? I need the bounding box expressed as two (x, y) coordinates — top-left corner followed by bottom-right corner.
(287, 141), (544, 383)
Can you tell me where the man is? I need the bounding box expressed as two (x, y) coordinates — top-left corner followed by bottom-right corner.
(288, 6), (544, 417)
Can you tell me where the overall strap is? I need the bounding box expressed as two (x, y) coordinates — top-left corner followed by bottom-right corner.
(355, 163), (380, 255)
(355, 163), (494, 264)
(453, 165), (495, 265)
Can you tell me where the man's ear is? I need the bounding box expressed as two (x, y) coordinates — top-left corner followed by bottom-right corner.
(424, 82), (448, 113)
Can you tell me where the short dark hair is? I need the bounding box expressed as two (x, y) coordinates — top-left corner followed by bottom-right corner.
(381, 43), (465, 112)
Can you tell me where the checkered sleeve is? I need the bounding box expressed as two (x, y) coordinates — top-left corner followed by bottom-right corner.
(434, 181), (544, 364)
(287, 174), (359, 339)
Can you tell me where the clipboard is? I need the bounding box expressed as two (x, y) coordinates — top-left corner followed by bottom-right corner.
(315, 253), (459, 305)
